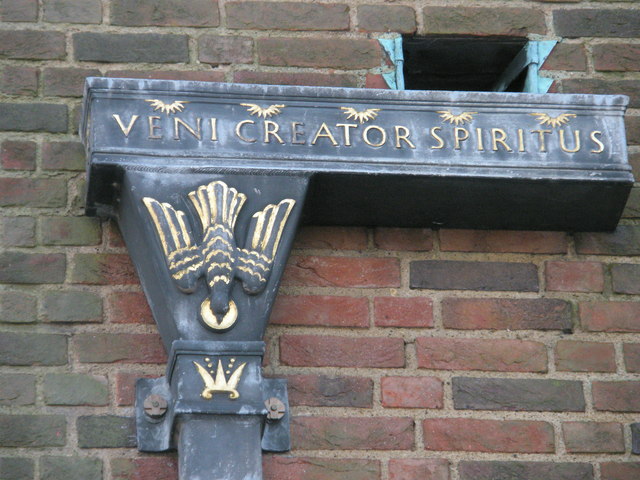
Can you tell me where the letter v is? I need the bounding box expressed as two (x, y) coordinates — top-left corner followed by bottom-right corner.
(112, 114), (140, 137)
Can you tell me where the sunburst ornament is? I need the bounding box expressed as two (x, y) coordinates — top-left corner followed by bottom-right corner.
(145, 99), (190, 115)
(340, 107), (381, 124)
(437, 110), (477, 126)
(240, 103), (286, 118)
(529, 112), (577, 128)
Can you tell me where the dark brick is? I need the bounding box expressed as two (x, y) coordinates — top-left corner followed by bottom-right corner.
(227, 2), (349, 30)
(411, 260), (538, 291)
(442, 298), (572, 331)
(106, 69), (225, 83)
(0, 103), (67, 132)
(357, 5), (416, 33)
(623, 343), (640, 372)
(562, 422), (624, 453)
(76, 333), (166, 364)
(41, 456), (102, 480)
(580, 302), (640, 332)
(0, 457), (34, 480)
(423, 7), (546, 36)
(292, 416), (413, 450)
(69, 253), (138, 285)
(44, 0), (101, 23)
(542, 43), (587, 71)
(271, 295), (368, 327)
(198, 35), (253, 64)
(111, 0), (219, 27)
(628, 116), (640, 145)
(381, 376), (443, 409)
(0, 178), (66, 207)
(555, 340), (616, 372)
(453, 377), (585, 412)
(440, 229), (566, 253)
(594, 44), (640, 71)
(1, 140), (36, 170)
(0, 252), (66, 284)
(1, 216), (36, 247)
(42, 141), (84, 171)
(575, 225), (640, 255)
(0, 291), (36, 323)
(43, 67), (101, 97)
(459, 461), (593, 480)
(388, 459), (449, 480)
(44, 374), (108, 406)
(42, 291), (102, 323)
(233, 70), (358, 88)
(286, 374), (373, 407)
(41, 216), (101, 245)
(73, 33), (188, 63)
(0, 333), (67, 365)
(264, 456), (380, 480)
(0, 30), (66, 59)
(612, 263), (640, 294)
(1, 66), (38, 96)
(258, 37), (382, 69)
(77, 416), (136, 448)
(592, 381), (640, 412)
(374, 227), (433, 251)
(0, 374), (35, 405)
(601, 463), (640, 480)
(0, 415), (66, 447)
(554, 9), (640, 38)
(562, 79), (640, 108)
(622, 188), (640, 219)
(1, 0), (37, 21)
(630, 152), (640, 177)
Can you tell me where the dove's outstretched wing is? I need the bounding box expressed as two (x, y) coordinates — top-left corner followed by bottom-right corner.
(143, 197), (203, 292)
(236, 198), (295, 294)
(226, 362), (247, 399)
(193, 361), (216, 390)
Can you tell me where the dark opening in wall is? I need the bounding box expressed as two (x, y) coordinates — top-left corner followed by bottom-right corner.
(402, 35), (529, 92)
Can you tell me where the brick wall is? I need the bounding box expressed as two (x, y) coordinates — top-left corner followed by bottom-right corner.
(1, 1), (639, 479)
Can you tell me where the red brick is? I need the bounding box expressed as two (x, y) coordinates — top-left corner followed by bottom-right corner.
(601, 463), (640, 480)
(416, 338), (547, 373)
(70, 253), (139, 285)
(628, 116), (640, 145)
(422, 7), (546, 36)
(374, 228), (433, 251)
(0, 30), (66, 60)
(0, 177), (66, 207)
(282, 256), (400, 288)
(258, 37), (382, 69)
(287, 374), (373, 408)
(111, 0), (218, 27)
(43, 67), (101, 97)
(357, 5), (416, 33)
(562, 422), (624, 453)
(1, 66), (38, 96)
(423, 418), (554, 453)
(107, 291), (153, 324)
(555, 340), (616, 372)
(580, 302), (640, 332)
(112, 457), (178, 480)
(381, 376), (443, 409)
(76, 333), (166, 364)
(294, 226), (367, 250)
(198, 35), (253, 65)
(263, 456), (380, 480)
(292, 416), (413, 450)
(365, 74), (389, 89)
(1, 140), (36, 170)
(594, 44), (640, 72)
(106, 70), (225, 82)
(114, 372), (159, 406)
(593, 381), (640, 412)
(234, 70), (358, 88)
(542, 43), (587, 71)
(1, 0), (37, 21)
(442, 298), (572, 331)
(271, 295), (368, 328)
(388, 459), (449, 480)
(227, 2), (349, 31)
(280, 335), (404, 368)
(623, 343), (640, 372)
(105, 221), (125, 247)
(440, 229), (566, 253)
(545, 261), (604, 293)
(374, 297), (433, 328)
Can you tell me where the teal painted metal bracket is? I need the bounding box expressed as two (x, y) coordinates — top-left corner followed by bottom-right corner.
(378, 36), (405, 90)
(492, 40), (557, 94)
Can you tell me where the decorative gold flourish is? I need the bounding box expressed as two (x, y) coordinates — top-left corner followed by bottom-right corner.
(437, 110), (477, 126)
(145, 99), (189, 115)
(240, 103), (286, 118)
(193, 358), (246, 400)
(340, 107), (381, 124)
(529, 112), (577, 128)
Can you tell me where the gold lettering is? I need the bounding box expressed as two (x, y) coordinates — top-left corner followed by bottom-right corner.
(363, 125), (387, 147)
(531, 129), (552, 153)
(559, 129), (580, 153)
(430, 127), (444, 149)
(113, 114), (139, 137)
(476, 127), (484, 151)
(491, 128), (513, 152)
(291, 122), (306, 145)
(336, 123), (357, 146)
(454, 127), (469, 150)
(394, 126), (416, 149)
(235, 120), (256, 143)
(517, 128), (525, 152)
(148, 116), (162, 139)
(174, 117), (202, 140)
(311, 123), (338, 146)
(210, 118), (218, 141)
(264, 120), (284, 144)
(590, 130), (605, 154)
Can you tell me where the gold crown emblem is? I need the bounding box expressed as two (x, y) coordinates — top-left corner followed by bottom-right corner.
(193, 357), (246, 400)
